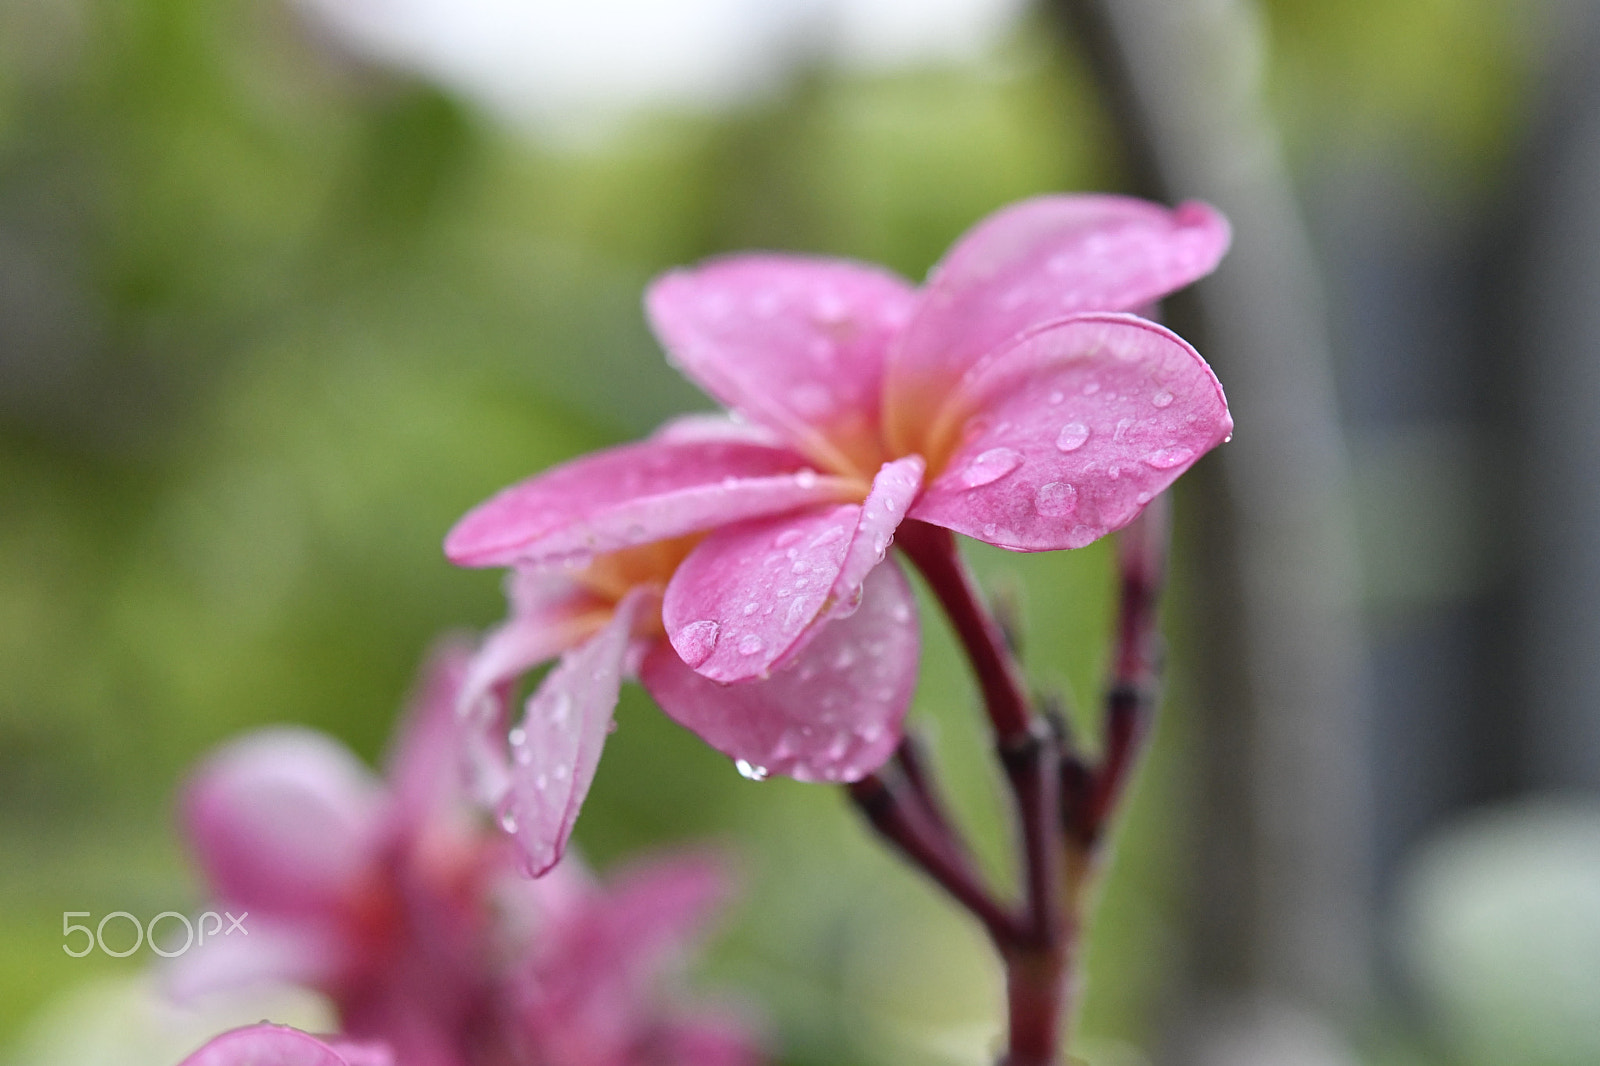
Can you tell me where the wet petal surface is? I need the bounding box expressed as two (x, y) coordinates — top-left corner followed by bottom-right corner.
(644, 561), (918, 783)
(912, 314), (1231, 550)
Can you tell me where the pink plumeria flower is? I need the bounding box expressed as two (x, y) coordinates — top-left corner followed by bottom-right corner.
(177, 1024), (392, 1066)
(452, 426), (921, 875)
(446, 194), (1231, 862)
(175, 642), (521, 1066)
(175, 643), (765, 1066)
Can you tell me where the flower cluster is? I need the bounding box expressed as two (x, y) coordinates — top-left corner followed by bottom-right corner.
(172, 642), (760, 1066)
(445, 194), (1234, 875)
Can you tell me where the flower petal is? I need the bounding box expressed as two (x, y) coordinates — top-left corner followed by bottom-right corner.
(886, 195), (1229, 453)
(184, 729), (387, 920)
(456, 575), (607, 808)
(445, 438), (852, 569)
(178, 1025), (392, 1066)
(911, 314), (1231, 550)
(644, 561), (918, 783)
(647, 256), (917, 475)
(660, 457), (922, 682)
(384, 637), (476, 829)
(499, 588), (653, 877)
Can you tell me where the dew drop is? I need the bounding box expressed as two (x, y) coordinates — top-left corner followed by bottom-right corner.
(1113, 418), (1134, 442)
(1144, 446), (1196, 470)
(1034, 481), (1079, 517)
(810, 526), (846, 548)
(742, 601), (759, 616)
(982, 522), (999, 539)
(508, 727), (527, 747)
(553, 763), (569, 782)
(735, 759), (769, 781)
(1048, 390), (1065, 405)
(795, 469), (819, 489)
(775, 528), (803, 548)
(738, 634), (765, 656)
(790, 559), (809, 574)
(499, 810), (518, 833)
(785, 599), (810, 627)
(547, 692), (572, 726)
(891, 602), (912, 623)
(1055, 423), (1090, 452)
(832, 647), (857, 670)
(534, 772), (548, 791)
(1082, 381), (1101, 396)
(959, 447), (1023, 488)
(1151, 388), (1175, 409)
(674, 620), (721, 667)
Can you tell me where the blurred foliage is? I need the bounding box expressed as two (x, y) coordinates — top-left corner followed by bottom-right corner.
(0, 0), (1542, 1061)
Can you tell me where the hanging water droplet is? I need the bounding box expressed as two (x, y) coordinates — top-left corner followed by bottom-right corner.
(1151, 388), (1175, 408)
(735, 759), (768, 781)
(738, 634), (765, 656)
(508, 727), (527, 747)
(1034, 481), (1079, 517)
(674, 620), (721, 667)
(499, 810), (518, 833)
(1144, 446), (1195, 470)
(959, 447), (1023, 488)
(1055, 423), (1090, 452)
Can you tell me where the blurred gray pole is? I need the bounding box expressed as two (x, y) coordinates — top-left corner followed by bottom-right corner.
(1045, 0), (1370, 1059)
(1517, 4), (1600, 793)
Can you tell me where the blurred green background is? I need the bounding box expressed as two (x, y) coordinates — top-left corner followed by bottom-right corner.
(0, 0), (1554, 1063)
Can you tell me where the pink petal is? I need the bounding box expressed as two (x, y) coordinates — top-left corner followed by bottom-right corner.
(499, 588), (653, 877)
(178, 1025), (393, 1066)
(660, 457), (922, 682)
(163, 918), (350, 1003)
(445, 438), (852, 569)
(456, 576), (606, 808)
(911, 313), (1231, 550)
(384, 637), (476, 829)
(649, 412), (788, 448)
(647, 256), (917, 474)
(183, 729), (387, 920)
(643, 561), (919, 783)
(886, 196), (1229, 452)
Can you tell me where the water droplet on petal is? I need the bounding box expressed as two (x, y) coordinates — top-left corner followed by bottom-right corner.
(534, 772), (548, 791)
(982, 522), (999, 539)
(547, 692), (572, 726)
(735, 759), (768, 781)
(1034, 481), (1079, 517)
(499, 810), (518, 833)
(775, 528), (803, 548)
(790, 559), (809, 574)
(738, 634), (765, 656)
(810, 525), (845, 548)
(891, 602), (912, 623)
(1144, 446), (1196, 470)
(1082, 381), (1101, 396)
(785, 598), (811, 628)
(1152, 388), (1175, 408)
(508, 727), (526, 747)
(832, 647), (856, 670)
(1048, 390), (1065, 405)
(553, 763), (569, 782)
(959, 447), (1023, 488)
(675, 620), (721, 667)
(1055, 423), (1090, 452)
(795, 469), (819, 489)
(742, 601), (759, 616)
(1113, 418), (1134, 442)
